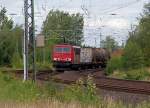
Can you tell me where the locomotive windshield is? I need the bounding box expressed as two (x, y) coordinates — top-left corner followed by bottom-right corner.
(63, 47), (70, 52)
(55, 47), (71, 53)
(55, 47), (63, 52)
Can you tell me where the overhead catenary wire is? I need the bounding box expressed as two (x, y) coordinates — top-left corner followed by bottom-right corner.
(3, 0), (142, 47)
(99, 0), (141, 14)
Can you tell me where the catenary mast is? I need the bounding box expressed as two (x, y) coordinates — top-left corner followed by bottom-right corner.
(24, 0), (36, 81)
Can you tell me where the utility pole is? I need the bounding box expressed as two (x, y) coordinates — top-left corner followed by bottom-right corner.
(95, 38), (97, 48)
(24, 0), (36, 81)
(100, 32), (102, 48)
(24, 0), (29, 81)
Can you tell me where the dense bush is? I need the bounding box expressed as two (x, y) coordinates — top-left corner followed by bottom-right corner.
(106, 56), (123, 75)
(11, 52), (23, 69)
(123, 41), (145, 69)
(0, 8), (23, 66)
(109, 68), (150, 81)
(125, 68), (150, 80)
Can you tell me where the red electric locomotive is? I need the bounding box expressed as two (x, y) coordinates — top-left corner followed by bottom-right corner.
(52, 44), (80, 70)
(52, 44), (110, 70)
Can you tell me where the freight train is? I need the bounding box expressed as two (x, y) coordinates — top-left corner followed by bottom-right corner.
(52, 44), (110, 70)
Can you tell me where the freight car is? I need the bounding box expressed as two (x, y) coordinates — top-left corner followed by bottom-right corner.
(52, 44), (110, 70)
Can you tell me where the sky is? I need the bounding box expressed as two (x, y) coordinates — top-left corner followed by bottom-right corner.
(0, 0), (149, 47)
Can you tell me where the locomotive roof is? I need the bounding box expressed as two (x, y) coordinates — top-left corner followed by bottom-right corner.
(55, 44), (71, 46)
(55, 44), (80, 48)
(72, 46), (80, 48)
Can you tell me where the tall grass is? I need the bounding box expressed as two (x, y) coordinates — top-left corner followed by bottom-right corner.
(0, 72), (42, 102)
(0, 99), (150, 108)
(55, 76), (100, 105)
(0, 72), (150, 108)
(109, 68), (150, 81)
(36, 62), (53, 70)
(0, 72), (99, 104)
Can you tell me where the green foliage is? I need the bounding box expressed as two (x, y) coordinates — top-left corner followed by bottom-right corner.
(106, 56), (123, 75)
(0, 29), (13, 65)
(136, 101), (150, 108)
(108, 68), (150, 81)
(125, 68), (150, 80)
(125, 2), (150, 66)
(0, 8), (13, 29)
(0, 71), (100, 105)
(42, 10), (84, 45)
(0, 26), (23, 66)
(101, 36), (119, 53)
(56, 77), (100, 105)
(0, 8), (23, 66)
(36, 62), (53, 70)
(123, 41), (144, 69)
(0, 72), (42, 102)
(11, 52), (23, 69)
(41, 82), (59, 98)
(1, 71), (150, 107)
(109, 71), (127, 79)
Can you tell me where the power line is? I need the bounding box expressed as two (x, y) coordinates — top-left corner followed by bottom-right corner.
(99, 0), (141, 14)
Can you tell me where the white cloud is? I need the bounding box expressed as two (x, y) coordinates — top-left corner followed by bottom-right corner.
(105, 18), (129, 29)
(60, 8), (83, 14)
(84, 18), (130, 30)
(0, 0), (148, 46)
(84, 18), (105, 28)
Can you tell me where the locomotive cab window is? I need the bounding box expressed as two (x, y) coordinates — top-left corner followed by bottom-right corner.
(55, 47), (63, 52)
(63, 47), (71, 53)
(55, 47), (71, 53)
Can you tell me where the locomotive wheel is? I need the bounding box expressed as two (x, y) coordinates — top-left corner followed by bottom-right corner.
(71, 65), (80, 70)
(55, 68), (65, 72)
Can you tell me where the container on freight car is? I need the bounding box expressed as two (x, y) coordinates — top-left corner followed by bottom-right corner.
(92, 48), (110, 63)
(80, 48), (93, 63)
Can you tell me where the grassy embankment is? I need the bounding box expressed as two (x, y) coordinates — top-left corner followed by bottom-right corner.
(0, 72), (99, 104)
(109, 68), (150, 81)
(0, 71), (150, 108)
(106, 56), (150, 81)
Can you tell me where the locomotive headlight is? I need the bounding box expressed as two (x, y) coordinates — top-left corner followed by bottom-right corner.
(67, 58), (71, 61)
(53, 58), (57, 61)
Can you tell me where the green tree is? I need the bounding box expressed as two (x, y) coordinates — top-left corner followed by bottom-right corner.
(0, 8), (23, 66)
(126, 2), (150, 66)
(101, 36), (118, 52)
(123, 41), (144, 69)
(0, 8), (13, 29)
(42, 10), (84, 45)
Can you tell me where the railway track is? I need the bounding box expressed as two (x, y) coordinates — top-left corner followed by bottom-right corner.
(3, 68), (150, 95)
(94, 77), (150, 95)
(51, 69), (150, 95)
